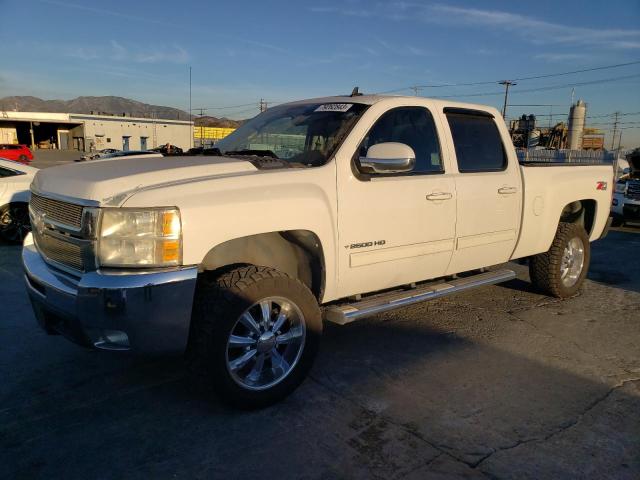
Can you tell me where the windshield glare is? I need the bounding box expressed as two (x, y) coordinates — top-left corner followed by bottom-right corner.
(215, 102), (369, 166)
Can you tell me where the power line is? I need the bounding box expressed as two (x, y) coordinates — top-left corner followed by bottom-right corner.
(377, 59), (640, 94)
(198, 102), (262, 110)
(431, 73), (640, 99)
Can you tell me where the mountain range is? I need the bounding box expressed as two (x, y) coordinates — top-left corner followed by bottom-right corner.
(0, 95), (242, 128)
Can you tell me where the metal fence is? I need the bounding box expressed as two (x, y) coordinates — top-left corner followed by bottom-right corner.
(516, 149), (615, 164)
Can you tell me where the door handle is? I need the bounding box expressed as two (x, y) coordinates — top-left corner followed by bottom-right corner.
(426, 192), (453, 201)
(498, 187), (518, 195)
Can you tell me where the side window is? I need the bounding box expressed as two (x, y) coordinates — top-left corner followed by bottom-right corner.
(446, 114), (506, 172)
(359, 107), (443, 174)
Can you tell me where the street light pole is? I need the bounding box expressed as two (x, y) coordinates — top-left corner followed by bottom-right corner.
(499, 80), (516, 119)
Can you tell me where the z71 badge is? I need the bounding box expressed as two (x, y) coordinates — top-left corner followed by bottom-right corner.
(345, 240), (386, 249)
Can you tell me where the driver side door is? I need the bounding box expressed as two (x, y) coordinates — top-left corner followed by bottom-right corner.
(336, 106), (457, 297)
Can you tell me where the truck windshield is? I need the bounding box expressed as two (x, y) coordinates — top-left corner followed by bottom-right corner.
(216, 102), (369, 166)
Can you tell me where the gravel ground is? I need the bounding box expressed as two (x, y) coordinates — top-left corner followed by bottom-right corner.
(0, 165), (639, 478)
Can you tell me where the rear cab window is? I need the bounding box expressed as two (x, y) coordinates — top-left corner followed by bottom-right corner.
(445, 108), (507, 173)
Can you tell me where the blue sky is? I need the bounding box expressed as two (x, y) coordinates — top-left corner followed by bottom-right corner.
(1, 0), (639, 146)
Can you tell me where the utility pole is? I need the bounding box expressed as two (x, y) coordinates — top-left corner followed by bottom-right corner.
(611, 111), (620, 150)
(410, 86), (420, 96)
(259, 99), (268, 113)
(617, 130), (623, 152)
(499, 80), (516, 119)
(189, 66), (193, 148)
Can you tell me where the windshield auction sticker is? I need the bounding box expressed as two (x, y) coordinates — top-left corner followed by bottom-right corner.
(314, 103), (353, 112)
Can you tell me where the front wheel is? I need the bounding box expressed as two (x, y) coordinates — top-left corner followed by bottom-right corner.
(529, 222), (590, 298)
(0, 203), (31, 243)
(189, 265), (322, 408)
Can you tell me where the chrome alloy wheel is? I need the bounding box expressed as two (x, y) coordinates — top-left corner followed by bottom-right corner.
(560, 237), (585, 288)
(225, 296), (306, 391)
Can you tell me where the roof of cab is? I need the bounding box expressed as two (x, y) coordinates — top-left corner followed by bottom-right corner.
(282, 94), (500, 116)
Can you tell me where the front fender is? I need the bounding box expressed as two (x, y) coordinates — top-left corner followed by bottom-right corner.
(123, 163), (340, 300)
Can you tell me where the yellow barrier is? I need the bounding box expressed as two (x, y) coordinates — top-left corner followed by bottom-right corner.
(194, 127), (236, 140)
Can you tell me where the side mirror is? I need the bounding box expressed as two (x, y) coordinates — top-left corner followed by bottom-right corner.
(359, 142), (416, 174)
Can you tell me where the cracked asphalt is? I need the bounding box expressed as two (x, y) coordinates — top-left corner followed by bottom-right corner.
(1, 228), (639, 479)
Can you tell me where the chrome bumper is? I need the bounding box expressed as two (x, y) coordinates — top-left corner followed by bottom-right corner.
(22, 233), (198, 354)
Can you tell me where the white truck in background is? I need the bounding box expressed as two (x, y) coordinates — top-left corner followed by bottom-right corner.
(23, 94), (613, 407)
(612, 150), (640, 225)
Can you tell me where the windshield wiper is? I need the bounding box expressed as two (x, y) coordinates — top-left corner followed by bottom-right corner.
(224, 149), (279, 159)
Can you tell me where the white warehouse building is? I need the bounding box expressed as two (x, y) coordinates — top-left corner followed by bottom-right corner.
(0, 111), (193, 152)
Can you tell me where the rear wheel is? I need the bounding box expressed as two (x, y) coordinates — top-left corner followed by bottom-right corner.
(189, 265), (322, 408)
(529, 222), (590, 298)
(0, 203), (31, 243)
(18, 154), (28, 162)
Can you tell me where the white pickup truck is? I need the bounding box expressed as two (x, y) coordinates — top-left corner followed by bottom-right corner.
(23, 94), (613, 407)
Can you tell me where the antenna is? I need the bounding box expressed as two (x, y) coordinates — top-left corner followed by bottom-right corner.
(350, 87), (362, 97)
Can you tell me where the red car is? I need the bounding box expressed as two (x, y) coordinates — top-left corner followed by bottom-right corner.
(0, 144), (33, 164)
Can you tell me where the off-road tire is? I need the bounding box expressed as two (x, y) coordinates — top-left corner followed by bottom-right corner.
(529, 222), (590, 298)
(188, 265), (322, 408)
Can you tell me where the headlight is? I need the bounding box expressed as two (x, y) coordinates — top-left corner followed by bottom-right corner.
(98, 208), (182, 267)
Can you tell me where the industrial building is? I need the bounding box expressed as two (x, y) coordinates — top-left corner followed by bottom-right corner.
(0, 111), (193, 152)
(509, 99), (605, 151)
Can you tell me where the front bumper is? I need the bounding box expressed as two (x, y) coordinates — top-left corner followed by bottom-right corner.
(22, 233), (198, 354)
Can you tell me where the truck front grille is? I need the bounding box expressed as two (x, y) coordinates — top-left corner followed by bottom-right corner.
(30, 193), (84, 229)
(627, 181), (640, 200)
(30, 193), (90, 272)
(33, 230), (84, 271)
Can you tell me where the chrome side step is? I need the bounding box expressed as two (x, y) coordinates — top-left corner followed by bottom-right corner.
(323, 269), (516, 325)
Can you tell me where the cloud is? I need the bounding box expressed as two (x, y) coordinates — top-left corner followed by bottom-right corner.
(39, 0), (174, 26)
(424, 3), (640, 50)
(534, 53), (590, 63)
(311, 2), (640, 50)
(53, 40), (191, 64)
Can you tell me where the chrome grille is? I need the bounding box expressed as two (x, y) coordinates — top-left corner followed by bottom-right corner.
(627, 181), (640, 200)
(33, 230), (84, 271)
(30, 193), (84, 229)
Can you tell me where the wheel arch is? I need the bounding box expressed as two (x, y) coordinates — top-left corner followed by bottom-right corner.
(559, 198), (597, 237)
(199, 230), (326, 301)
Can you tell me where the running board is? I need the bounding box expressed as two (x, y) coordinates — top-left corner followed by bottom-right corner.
(324, 269), (516, 325)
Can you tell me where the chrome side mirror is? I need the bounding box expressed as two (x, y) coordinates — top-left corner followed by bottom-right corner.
(359, 142), (416, 174)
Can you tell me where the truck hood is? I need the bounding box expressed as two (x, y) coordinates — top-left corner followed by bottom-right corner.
(32, 156), (259, 205)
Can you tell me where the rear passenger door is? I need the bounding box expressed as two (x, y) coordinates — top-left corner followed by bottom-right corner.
(443, 108), (522, 274)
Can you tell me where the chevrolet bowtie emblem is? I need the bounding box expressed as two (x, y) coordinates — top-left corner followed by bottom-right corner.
(34, 210), (47, 236)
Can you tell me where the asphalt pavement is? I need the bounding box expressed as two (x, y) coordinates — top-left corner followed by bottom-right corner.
(1, 227), (639, 479)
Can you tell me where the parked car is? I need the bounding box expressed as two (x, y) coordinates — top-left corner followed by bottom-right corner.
(151, 143), (183, 155)
(23, 94), (613, 407)
(611, 149), (640, 226)
(78, 148), (120, 161)
(0, 158), (37, 242)
(0, 144), (33, 164)
(89, 150), (163, 161)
